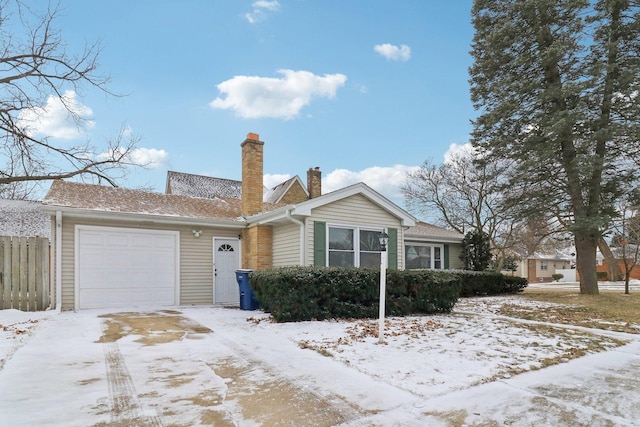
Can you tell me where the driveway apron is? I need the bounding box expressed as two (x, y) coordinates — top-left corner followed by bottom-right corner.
(0, 309), (362, 427)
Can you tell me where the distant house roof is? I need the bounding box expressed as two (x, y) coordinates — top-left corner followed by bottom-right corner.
(166, 170), (301, 204)
(166, 171), (243, 199)
(42, 180), (246, 225)
(405, 221), (463, 243)
(263, 176), (308, 204)
(0, 199), (50, 238)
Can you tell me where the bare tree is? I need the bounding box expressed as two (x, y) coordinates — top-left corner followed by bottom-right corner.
(0, 0), (143, 197)
(611, 202), (640, 294)
(403, 146), (555, 271)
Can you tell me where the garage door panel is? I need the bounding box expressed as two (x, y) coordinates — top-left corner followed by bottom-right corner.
(77, 226), (178, 309)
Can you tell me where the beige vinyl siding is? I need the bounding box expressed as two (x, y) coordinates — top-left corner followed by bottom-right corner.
(58, 215), (240, 310)
(272, 222), (301, 267)
(303, 194), (404, 268)
(447, 244), (464, 269)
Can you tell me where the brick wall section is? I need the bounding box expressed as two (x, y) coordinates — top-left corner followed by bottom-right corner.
(279, 180), (309, 205)
(307, 167), (322, 198)
(241, 133), (264, 217)
(241, 225), (273, 270)
(597, 260), (640, 280)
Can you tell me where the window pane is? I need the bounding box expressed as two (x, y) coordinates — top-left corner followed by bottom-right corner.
(360, 252), (381, 268)
(329, 251), (354, 267)
(405, 245), (432, 269)
(359, 230), (381, 251)
(434, 247), (442, 269)
(329, 227), (354, 250)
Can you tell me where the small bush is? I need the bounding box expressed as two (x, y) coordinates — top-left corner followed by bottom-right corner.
(597, 271), (608, 280)
(551, 273), (564, 281)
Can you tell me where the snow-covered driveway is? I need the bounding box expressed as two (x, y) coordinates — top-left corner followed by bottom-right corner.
(1, 297), (640, 426)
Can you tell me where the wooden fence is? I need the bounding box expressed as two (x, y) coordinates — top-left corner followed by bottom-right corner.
(0, 236), (51, 311)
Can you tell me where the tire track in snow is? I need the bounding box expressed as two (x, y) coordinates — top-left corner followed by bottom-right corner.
(103, 341), (163, 426)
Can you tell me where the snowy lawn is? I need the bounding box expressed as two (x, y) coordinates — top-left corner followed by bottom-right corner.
(1, 293), (638, 426)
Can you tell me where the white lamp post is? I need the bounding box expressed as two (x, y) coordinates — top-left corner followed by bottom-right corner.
(378, 230), (389, 344)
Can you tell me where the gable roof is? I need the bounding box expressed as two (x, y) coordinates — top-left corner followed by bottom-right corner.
(0, 199), (51, 238)
(405, 221), (464, 243)
(263, 175), (308, 204)
(251, 182), (416, 227)
(42, 180), (246, 227)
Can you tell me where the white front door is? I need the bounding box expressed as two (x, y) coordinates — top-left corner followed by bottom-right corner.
(213, 238), (240, 304)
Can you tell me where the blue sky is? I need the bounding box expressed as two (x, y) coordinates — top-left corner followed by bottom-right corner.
(31, 1), (476, 211)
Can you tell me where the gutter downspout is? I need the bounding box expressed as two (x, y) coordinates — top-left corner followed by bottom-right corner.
(55, 211), (62, 312)
(286, 209), (305, 265)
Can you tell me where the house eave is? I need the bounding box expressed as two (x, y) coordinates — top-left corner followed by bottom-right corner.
(41, 205), (247, 229)
(405, 235), (463, 244)
(250, 182), (417, 227)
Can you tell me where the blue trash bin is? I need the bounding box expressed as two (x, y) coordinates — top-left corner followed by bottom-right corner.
(236, 269), (259, 310)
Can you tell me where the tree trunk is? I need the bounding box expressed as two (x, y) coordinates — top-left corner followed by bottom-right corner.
(598, 237), (623, 281)
(575, 236), (599, 294)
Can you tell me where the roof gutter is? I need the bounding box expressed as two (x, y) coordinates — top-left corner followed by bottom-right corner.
(41, 205), (246, 229)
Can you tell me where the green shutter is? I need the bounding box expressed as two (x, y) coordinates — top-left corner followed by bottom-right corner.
(313, 221), (326, 266)
(444, 244), (450, 269)
(387, 227), (398, 270)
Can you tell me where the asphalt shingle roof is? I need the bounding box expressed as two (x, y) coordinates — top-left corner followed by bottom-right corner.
(166, 171), (243, 199)
(43, 181), (244, 221)
(0, 199), (50, 238)
(405, 221), (464, 241)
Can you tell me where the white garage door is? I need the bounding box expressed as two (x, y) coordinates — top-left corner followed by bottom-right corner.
(76, 226), (179, 309)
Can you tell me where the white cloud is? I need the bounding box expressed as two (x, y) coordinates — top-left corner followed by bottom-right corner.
(324, 165), (420, 204)
(17, 90), (95, 140)
(264, 173), (291, 189)
(98, 147), (169, 169)
(374, 43), (411, 62)
(210, 69), (347, 120)
(443, 142), (473, 164)
(245, 0), (280, 24)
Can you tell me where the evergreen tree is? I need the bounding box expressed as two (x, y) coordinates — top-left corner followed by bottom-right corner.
(460, 229), (492, 271)
(470, 0), (640, 294)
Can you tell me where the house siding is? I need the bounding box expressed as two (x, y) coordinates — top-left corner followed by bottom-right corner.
(57, 216), (240, 310)
(447, 244), (464, 269)
(272, 222), (301, 267)
(303, 194), (404, 268)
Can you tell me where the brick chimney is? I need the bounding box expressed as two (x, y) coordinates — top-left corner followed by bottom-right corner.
(307, 167), (322, 199)
(241, 132), (264, 216)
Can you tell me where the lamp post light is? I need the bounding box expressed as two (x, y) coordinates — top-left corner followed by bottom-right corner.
(378, 230), (389, 344)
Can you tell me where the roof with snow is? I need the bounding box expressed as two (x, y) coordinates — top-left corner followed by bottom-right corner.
(166, 171), (243, 199)
(166, 170), (303, 205)
(0, 199), (51, 238)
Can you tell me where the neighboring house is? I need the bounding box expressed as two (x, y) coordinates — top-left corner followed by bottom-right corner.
(404, 221), (465, 270)
(41, 132), (462, 311)
(505, 252), (574, 282)
(0, 199), (51, 238)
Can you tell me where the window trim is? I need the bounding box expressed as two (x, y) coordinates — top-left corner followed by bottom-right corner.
(405, 242), (445, 270)
(326, 224), (385, 267)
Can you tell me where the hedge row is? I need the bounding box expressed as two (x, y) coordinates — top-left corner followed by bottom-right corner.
(249, 267), (461, 322)
(248, 267), (528, 323)
(453, 270), (528, 297)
